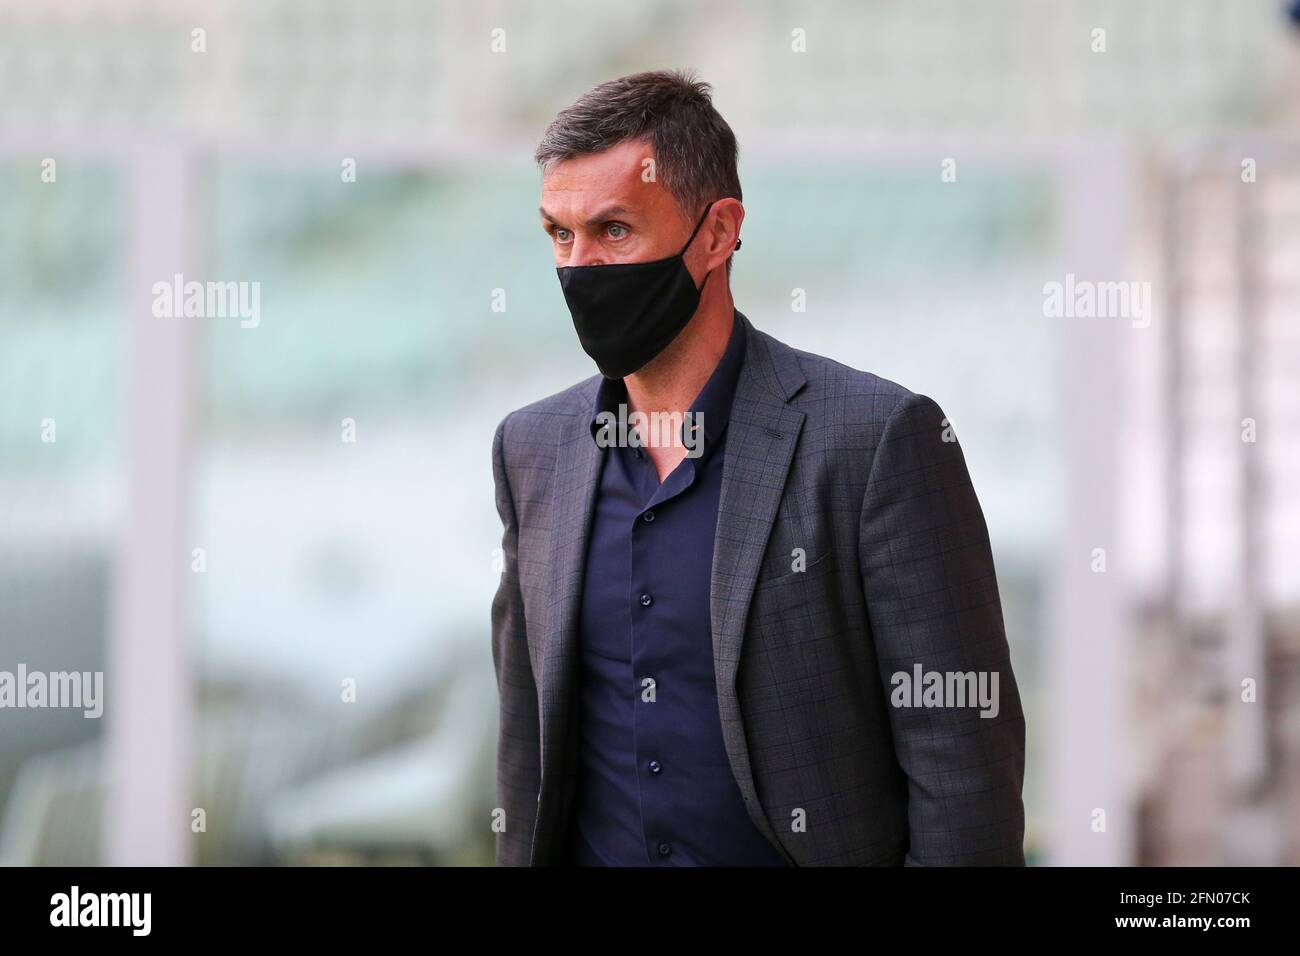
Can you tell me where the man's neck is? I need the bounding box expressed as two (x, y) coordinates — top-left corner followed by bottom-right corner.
(623, 279), (734, 422)
(620, 279), (734, 483)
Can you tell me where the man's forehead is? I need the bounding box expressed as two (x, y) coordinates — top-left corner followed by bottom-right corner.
(540, 140), (668, 218)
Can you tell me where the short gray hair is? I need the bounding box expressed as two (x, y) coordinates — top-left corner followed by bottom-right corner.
(534, 69), (742, 275)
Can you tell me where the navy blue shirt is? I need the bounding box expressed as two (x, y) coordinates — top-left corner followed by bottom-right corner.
(563, 311), (789, 866)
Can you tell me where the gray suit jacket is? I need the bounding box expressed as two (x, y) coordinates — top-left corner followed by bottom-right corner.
(490, 310), (1026, 866)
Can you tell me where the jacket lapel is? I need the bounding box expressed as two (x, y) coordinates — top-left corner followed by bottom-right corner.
(533, 395), (601, 862)
(708, 317), (806, 862)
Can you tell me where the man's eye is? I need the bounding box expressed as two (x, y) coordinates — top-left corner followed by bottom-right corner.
(555, 228), (572, 243)
(607, 223), (628, 239)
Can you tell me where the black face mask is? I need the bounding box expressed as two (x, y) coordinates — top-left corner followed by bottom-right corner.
(556, 202), (718, 379)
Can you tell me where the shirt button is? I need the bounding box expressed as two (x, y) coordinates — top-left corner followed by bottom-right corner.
(648, 759), (662, 774)
(658, 842), (672, 857)
(642, 511), (655, 522)
(640, 593), (653, 607)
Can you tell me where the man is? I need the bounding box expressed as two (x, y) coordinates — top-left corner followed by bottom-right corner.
(490, 69), (1026, 866)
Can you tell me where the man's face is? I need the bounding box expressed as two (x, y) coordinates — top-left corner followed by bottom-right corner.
(539, 138), (693, 268)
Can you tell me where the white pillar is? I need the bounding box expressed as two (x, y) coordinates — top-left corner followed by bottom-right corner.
(104, 143), (196, 866)
(1047, 146), (1134, 865)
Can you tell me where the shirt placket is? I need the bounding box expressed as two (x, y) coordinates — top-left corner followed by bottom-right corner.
(625, 446), (697, 864)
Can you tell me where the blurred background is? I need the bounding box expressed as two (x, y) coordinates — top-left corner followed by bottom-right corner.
(1, 0), (1298, 867)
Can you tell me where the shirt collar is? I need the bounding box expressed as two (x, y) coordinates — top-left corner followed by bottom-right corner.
(589, 309), (748, 460)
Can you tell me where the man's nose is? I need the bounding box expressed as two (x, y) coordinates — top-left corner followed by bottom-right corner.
(568, 235), (605, 266)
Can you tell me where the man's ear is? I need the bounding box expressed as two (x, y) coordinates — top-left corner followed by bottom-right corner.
(708, 198), (744, 271)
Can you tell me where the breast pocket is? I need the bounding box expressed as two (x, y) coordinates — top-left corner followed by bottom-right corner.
(752, 547), (837, 619)
(755, 547), (833, 586)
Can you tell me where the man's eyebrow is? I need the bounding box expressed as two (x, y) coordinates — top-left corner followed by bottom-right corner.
(539, 206), (633, 227)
